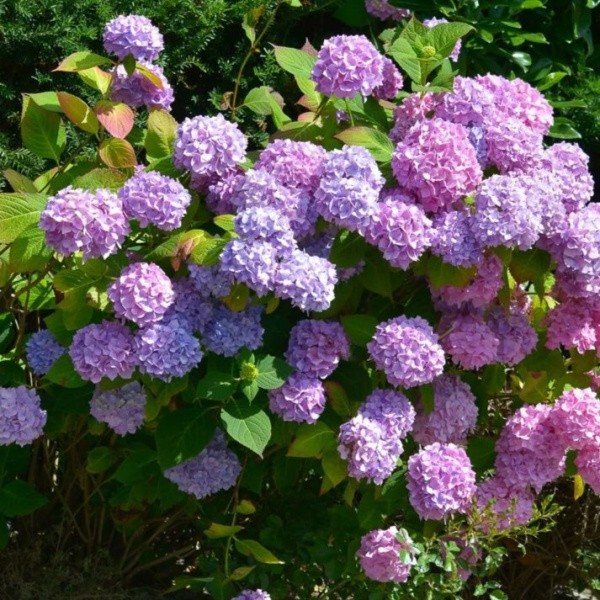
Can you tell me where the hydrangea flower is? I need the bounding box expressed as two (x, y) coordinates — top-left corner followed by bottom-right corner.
(173, 114), (247, 178)
(103, 14), (164, 62)
(549, 388), (600, 452)
(485, 117), (543, 174)
(26, 330), (64, 376)
(559, 204), (600, 283)
(90, 381), (146, 435)
(135, 320), (202, 381)
(40, 186), (130, 260)
(434, 75), (495, 128)
(407, 443), (476, 520)
(372, 57), (404, 100)
(368, 316), (445, 388)
(365, 0), (410, 21)
(268, 373), (326, 424)
(188, 264), (233, 298)
(392, 118), (483, 214)
(486, 305), (537, 365)
(164, 430), (241, 499)
(390, 92), (440, 144)
(545, 300), (598, 355)
(423, 17), (461, 61)
(273, 250), (337, 313)
(70, 321), (137, 383)
(312, 35), (385, 98)
(474, 476), (535, 532)
(412, 374), (478, 446)
(285, 320), (350, 379)
(162, 278), (214, 332)
(0, 386), (47, 446)
(233, 206), (296, 255)
(364, 198), (433, 269)
(119, 169), (191, 230)
(575, 444), (600, 494)
(108, 262), (174, 327)
(232, 591), (271, 600)
(204, 170), (243, 214)
(357, 527), (416, 583)
(314, 146), (384, 234)
(361, 389), (416, 439)
(202, 305), (264, 357)
(431, 210), (482, 268)
(111, 62), (174, 111)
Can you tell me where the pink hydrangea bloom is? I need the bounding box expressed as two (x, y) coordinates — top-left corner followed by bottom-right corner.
(357, 527), (416, 583)
(550, 388), (600, 452)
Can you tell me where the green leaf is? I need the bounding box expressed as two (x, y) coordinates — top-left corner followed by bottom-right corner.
(3, 169), (38, 193)
(86, 447), (114, 474)
(256, 355), (293, 390)
(323, 381), (353, 418)
(0, 480), (47, 517)
(99, 138), (137, 168)
(330, 231), (367, 268)
(21, 96), (65, 163)
(145, 109), (178, 161)
(27, 92), (62, 113)
(221, 400), (271, 456)
(335, 127), (394, 162)
(9, 225), (51, 272)
(95, 101), (134, 139)
(235, 499), (256, 514)
(273, 45), (317, 79)
(45, 354), (85, 388)
(204, 522), (245, 539)
(423, 254), (476, 290)
(78, 67), (112, 95)
(136, 63), (164, 89)
(0, 193), (47, 244)
(424, 22), (474, 60)
(197, 370), (237, 401)
(510, 248), (551, 284)
(189, 238), (228, 266)
(321, 448), (347, 491)
(548, 119), (582, 140)
(229, 566), (255, 581)
(214, 214), (235, 232)
(234, 539), (284, 564)
(243, 86), (273, 115)
(340, 314), (378, 346)
(72, 168), (128, 191)
(57, 92), (99, 134)
(113, 446), (158, 484)
(387, 37), (421, 84)
(55, 51), (112, 72)
(156, 406), (215, 469)
(574, 474), (585, 500)
(287, 422), (335, 458)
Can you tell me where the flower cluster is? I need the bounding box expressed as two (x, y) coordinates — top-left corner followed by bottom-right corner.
(365, 0), (410, 21)
(103, 14), (164, 61)
(26, 330), (64, 376)
(0, 386), (47, 446)
(268, 373), (326, 424)
(232, 591), (271, 600)
(90, 382), (146, 435)
(357, 527), (416, 583)
(202, 305), (264, 357)
(111, 62), (174, 111)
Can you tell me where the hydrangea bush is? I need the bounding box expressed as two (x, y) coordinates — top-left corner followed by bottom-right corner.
(0, 10), (598, 599)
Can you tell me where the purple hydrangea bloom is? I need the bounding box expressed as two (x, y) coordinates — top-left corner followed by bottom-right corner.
(575, 444), (600, 494)
(423, 17), (461, 61)
(431, 210), (482, 268)
(285, 320), (350, 379)
(441, 312), (499, 370)
(70, 321), (137, 383)
(164, 430), (241, 499)
(314, 146), (384, 234)
(471, 175), (544, 251)
(90, 381), (146, 435)
(486, 305), (537, 365)
(111, 62), (174, 111)
(545, 299), (598, 355)
(367, 315), (445, 388)
(495, 404), (566, 492)
(412, 374), (478, 446)
(357, 527), (416, 583)
(204, 170), (243, 215)
(108, 262), (174, 327)
(103, 14), (164, 62)
(233, 206), (296, 255)
(232, 591), (271, 600)
(0, 386), (47, 446)
(372, 57), (404, 100)
(202, 305), (264, 357)
(162, 278), (214, 332)
(268, 373), (326, 424)
(173, 114), (247, 178)
(188, 264), (233, 299)
(273, 250), (337, 313)
(390, 92), (440, 144)
(312, 35), (385, 98)
(364, 198), (433, 269)
(135, 320), (202, 381)
(26, 330), (64, 376)
(485, 117), (543, 174)
(40, 186), (129, 260)
(559, 204), (600, 283)
(435, 76), (494, 128)
(254, 139), (326, 193)
(119, 169), (191, 230)
(392, 118), (483, 214)
(365, 0), (410, 21)
(549, 388), (600, 452)
(474, 476), (534, 532)
(407, 442), (476, 520)
(361, 389), (416, 439)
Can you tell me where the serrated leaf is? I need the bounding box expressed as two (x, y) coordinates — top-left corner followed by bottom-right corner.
(425, 255), (476, 289)
(86, 447), (113, 474)
(145, 109), (178, 161)
(0, 193), (47, 244)
(136, 63), (163, 89)
(204, 523), (245, 539)
(9, 225), (51, 272)
(0, 481), (47, 516)
(78, 67), (112, 94)
(321, 448), (347, 492)
(113, 446), (158, 483)
(3, 170), (37, 193)
(99, 138), (137, 168)
(340, 314), (377, 346)
(287, 422), (335, 458)
(243, 86), (273, 115)
(273, 45), (316, 79)
(95, 101), (134, 139)
(57, 92), (99, 134)
(234, 539), (284, 564)
(330, 231), (367, 268)
(21, 96), (65, 163)
(335, 127), (394, 162)
(72, 168), (128, 191)
(324, 381), (353, 418)
(387, 37), (421, 84)
(221, 400), (271, 456)
(45, 354), (85, 388)
(55, 51), (112, 72)
(424, 22), (474, 59)
(214, 214), (235, 231)
(256, 355), (293, 390)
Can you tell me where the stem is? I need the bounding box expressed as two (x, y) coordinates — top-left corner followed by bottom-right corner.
(344, 99), (355, 126)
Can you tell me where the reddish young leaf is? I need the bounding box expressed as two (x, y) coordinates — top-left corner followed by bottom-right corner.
(95, 100), (134, 139)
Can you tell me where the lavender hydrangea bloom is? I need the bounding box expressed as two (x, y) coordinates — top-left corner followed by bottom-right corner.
(559, 204), (600, 282)
(368, 316), (445, 388)
(364, 389), (416, 438)
(372, 57), (404, 100)
(135, 320), (202, 381)
(423, 17), (461, 61)
(40, 186), (129, 260)
(188, 264), (233, 299)
(357, 527), (416, 583)
(233, 206), (296, 255)
(285, 320), (350, 379)
(545, 300), (598, 354)
(474, 476), (534, 532)
(434, 76), (495, 128)
(202, 305), (264, 357)
(549, 388), (600, 452)
(364, 198), (433, 269)
(232, 591), (271, 600)
(90, 381), (146, 435)
(390, 92), (440, 144)
(164, 430), (241, 499)
(103, 14), (164, 62)
(173, 114), (247, 178)
(26, 330), (64, 376)
(486, 305), (537, 365)
(274, 250), (337, 313)
(119, 170), (190, 230)
(111, 62), (174, 111)
(162, 278), (214, 332)
(575, 445), (600, 494)
(268, 373), (326, 424)
(314, 146), (384, 234)
(312, 35), (385, 98)
(365, 0), (410, 21)
(485, 117), (543, 174)
(204, 170), (243, 215)
(407, 443), (476, 520)
(412, 374), (478, 446)
(392, 118), (483, 214)
(70, 321), (137, 383)
(0, 386), (47, 446)
(108, 263), (174, 327)
(431, 210), (482, 268)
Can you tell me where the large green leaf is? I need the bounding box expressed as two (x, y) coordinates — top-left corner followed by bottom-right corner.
(57, 92), (99, 134)
(287, 422), (335, 458)
(21, 96), (66, 163)
(340, 314), (378, 346)
(54, 51), (113, 72)
(0, 193), (47, 244)
(335, 127), (394, 162)
(0, 480), (48, 517)
(45, 354), (85, 388)
(234, 539), (284, 564)
(9, 225), (51, 272)
(99, 138), (137, 168)
(272, 45), (316, 79)
(145, 109), (178, 161)
(221, 399), (271, 456)
(255, 355), (292, 390)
